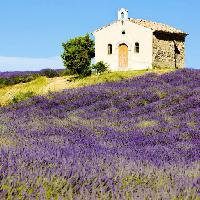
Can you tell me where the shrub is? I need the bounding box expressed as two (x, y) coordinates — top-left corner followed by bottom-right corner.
(0, 72), (40, 88)
(59, 69), (74, 76)
(92, 61), (109, 75)
(61, 34), (95, 77)
(40, 69), (59, 78)
(0, 78), (7, 86)
(12, 91), (35, 103)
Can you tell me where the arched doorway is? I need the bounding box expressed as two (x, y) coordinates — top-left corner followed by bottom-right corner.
(118, 44), (128, 68)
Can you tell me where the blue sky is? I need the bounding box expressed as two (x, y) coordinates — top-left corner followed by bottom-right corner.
(0, 0), (199, 71)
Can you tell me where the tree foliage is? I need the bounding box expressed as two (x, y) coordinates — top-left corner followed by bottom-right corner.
(61, 34), (95, 76)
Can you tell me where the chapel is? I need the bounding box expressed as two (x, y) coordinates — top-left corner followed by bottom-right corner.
(93, 8), (188, 70)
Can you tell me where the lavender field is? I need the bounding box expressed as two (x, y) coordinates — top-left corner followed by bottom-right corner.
(0, 69), (200, 199)
(0, 69), (62, 88)
(0, 69), (63, 79)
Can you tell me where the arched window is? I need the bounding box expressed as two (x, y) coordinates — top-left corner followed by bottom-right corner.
(135, 42), (140, 53)
(108, 44), (112, 55)
(121, 12), (124, 19)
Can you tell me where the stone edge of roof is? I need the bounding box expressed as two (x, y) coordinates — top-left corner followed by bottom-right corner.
(92, 21), (118, 34)
(129, 18), (188, 35)
(93, 19), (188, 36)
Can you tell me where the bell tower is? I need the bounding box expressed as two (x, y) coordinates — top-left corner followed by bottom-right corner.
(118, 8), (128, 20)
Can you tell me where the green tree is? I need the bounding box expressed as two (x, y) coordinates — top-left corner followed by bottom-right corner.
(61, 34), (95, 77)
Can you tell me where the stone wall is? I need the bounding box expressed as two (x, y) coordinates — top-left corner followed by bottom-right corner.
(152, 32), (186, 69)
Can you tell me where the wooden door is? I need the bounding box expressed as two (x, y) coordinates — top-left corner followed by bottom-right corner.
(119, 44), (128, 68)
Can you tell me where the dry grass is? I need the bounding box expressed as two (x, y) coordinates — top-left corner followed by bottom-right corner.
(0, 137), (14, 147)
(0, 69), (174, 106)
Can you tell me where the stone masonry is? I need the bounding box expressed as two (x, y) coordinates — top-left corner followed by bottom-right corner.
(129, 18), (188, 69)
(152, 32), (186, 69)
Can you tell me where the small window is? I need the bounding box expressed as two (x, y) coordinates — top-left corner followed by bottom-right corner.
(108, 44), (112, 55)
(122, 30), (125, 35)
(135, 42), (140, 53)
(121, 12), (124, 19)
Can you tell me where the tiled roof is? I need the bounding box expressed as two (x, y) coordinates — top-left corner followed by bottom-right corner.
(129, 18), (187, 35)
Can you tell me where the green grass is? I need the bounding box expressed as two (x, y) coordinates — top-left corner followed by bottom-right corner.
(0, 69), (174, 106)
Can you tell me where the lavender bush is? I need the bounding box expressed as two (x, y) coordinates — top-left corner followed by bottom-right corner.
(0, 69), (199, 199)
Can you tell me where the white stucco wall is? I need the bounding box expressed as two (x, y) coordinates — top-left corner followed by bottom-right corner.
(93, 20), (153, 71)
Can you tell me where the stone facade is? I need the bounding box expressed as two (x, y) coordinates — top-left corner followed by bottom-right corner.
(152, 32), (186, 69)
